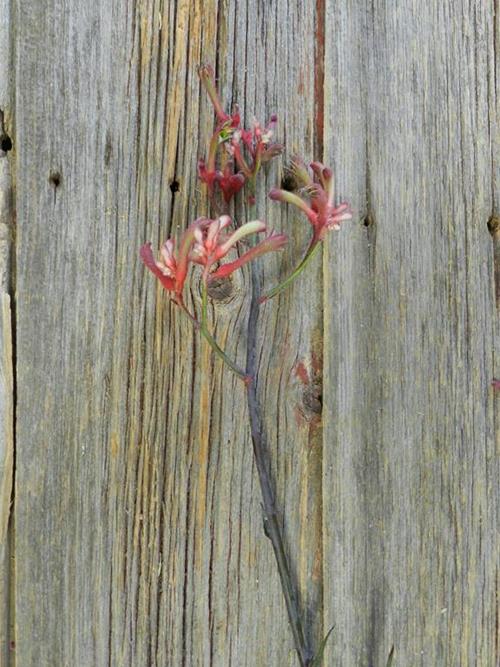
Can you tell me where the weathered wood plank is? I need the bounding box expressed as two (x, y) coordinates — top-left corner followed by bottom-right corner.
(0, 152), (14, 547)
(12, 0), (499, 665)
(323, 1), (499, 665)
(0, 139), (14, 667)
(0, 0), (14, 659)
(0, 293), (13, 667)
(14, 1), (326, 665)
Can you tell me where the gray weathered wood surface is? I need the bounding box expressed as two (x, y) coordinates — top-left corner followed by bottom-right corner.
(1, 0), (498, 665)
(324, 2), (499, 665)
(0, 0), (14, 661)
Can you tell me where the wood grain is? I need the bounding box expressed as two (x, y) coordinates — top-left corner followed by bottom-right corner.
(9, 0), (499, 666)
(0, 146), (14, 667)
(13, 0), (324, 665)
(0, 293), (13, 667)
(0, 0), (14, 660)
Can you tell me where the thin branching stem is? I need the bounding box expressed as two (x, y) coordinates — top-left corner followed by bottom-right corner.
(260, 238), (321, 303)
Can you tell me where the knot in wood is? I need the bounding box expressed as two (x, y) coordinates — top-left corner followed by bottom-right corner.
(302, 382), (323, 415)
(487, 215), (500, 237)
(49, 171), (62, 187)
(207, 275), (235, 302)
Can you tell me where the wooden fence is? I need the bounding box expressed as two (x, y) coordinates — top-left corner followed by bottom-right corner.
(0, 0), (498, 665)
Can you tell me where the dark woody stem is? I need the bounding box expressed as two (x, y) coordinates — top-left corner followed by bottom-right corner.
(245, 262), (313, 667)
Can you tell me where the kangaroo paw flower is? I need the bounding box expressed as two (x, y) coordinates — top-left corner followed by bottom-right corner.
(140, 218), (209, 300)
(210, 230), (288, 280)
(270, 157), (353, 241)
(199, 64), (240, 129)
(190, 216), (272, 279)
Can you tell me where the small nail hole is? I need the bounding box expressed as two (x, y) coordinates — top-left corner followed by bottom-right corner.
(49, 171), (61, 187)
(0, 135), (12, 152)
(170, 180), (180, 193)
(281, 174), (297, 192)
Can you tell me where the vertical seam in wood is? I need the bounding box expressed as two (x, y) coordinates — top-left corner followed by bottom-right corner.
(6, 4), (17, 664)
(314, 0), (325, 160)
(315, 0), (326, 652)
(488, 217), (500, 309)
(0, 23), (15, 652)
(491, 3), (500, 310)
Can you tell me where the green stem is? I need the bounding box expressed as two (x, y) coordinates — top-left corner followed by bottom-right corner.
(207, 130), (220, 172)
(176, 298), (198, 326)
(200, 282), (249, 382)
(260, 240), (322, 303)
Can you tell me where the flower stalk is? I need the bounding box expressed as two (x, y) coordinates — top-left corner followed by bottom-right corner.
(260, 239), (322, 303)
(140, 63), (352, 666)
(200, 280), (249, 382)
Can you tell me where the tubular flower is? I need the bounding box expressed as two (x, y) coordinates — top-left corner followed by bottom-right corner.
(210, 230), (288, 280)
(140, 242), (176, 293)
(197, 64), (242, 202)
(197, 125), (230, 197)
(229, 115), (284, 180)
(269, 157), (352, 241)
(140, 218), (207, 301)
(198, 64), (240, 129)
(197, 158), (245, 204)
(216, 161), (246, 203)
(190, 215), (270, 279)
(197, 157), (218, 191)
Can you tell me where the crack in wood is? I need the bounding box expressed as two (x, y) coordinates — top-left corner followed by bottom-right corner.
(488, 215), (500, 309)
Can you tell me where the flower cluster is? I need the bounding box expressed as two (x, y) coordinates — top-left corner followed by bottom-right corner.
(197, 64), (283, 206)
(198, 158), (245, 204)
(140, 216), (287, 305)
(139, 63), (353, 665)
(140, 63), (352, 369)
(269, 156), (352, 241)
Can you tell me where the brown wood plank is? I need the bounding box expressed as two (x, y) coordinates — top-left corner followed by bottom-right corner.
(323, 1), (499, 665)
(0, 147), (14, 667)
(11, 0), (499, 665)
(1, 0), (14, 657)
(0, 293), (13, 667)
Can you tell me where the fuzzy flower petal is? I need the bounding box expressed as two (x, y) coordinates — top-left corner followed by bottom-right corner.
(269, 188), (316, 222)
(216, 220), (267, 257)
(210, 231), (288, 280)
(140, 243), (176, 292)
(141, 219), (209, 298)
(270, 159), (352, 241)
